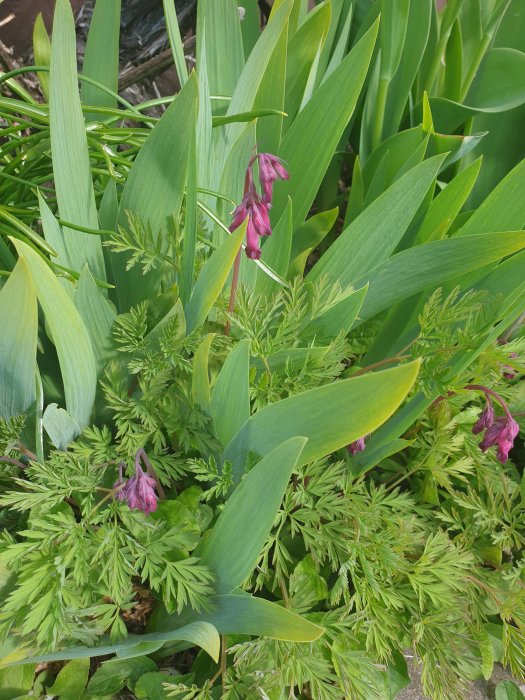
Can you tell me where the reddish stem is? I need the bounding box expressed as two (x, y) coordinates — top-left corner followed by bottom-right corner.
(224, 248), (241, 336)
(465, 384), (513, 419)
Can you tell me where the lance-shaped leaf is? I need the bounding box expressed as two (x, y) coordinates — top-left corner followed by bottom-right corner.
(114, 73), (198, 309)
(3, 621), (220, 666)
(154, 593), (324, 642)
(223, 361), (420, 482)
(12, 239), (96, 429)
(185, 225), (245, 334)
(211, 340), (251, 448)
(308, 155), (446, 286)
(200, 437), (307, 593)
(273, 19), (379, 229)
(50, 0), (105, 281)
(0, 259), (37, 419)
(81, 0), (121, 119)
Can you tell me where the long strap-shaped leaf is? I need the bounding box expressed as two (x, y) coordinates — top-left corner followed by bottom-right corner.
(50, 0), (105, 282)
(200, 437), (307, 594)
(12, 239), (96, 430)
(0, 259), (38, 419)
(223, 360), (420, 482)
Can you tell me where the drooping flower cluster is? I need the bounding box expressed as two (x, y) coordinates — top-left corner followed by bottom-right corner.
(469, 385), (519, 464)
(229, 152), (289, 260)
(113, 448), (158, 515)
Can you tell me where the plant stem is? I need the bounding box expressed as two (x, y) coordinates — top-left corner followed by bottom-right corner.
(224, 249), (241, 336)
(465, 384), (512, 419)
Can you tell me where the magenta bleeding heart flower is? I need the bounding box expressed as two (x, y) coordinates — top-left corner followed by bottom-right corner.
(347, 435), (368, 455)
(479, 416), (519, 464)
(258, 153), (289, 204)
(113, 449), (158, 515)
(229, 152), (288, 260)
(467, 385), (520, 464)
(472, 397), (495, 435)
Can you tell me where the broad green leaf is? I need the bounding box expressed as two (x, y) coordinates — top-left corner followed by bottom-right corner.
(354, 231), (525, 324)
(456, 157), (525, 236)
(0, 663), (35, 700)
(289, 555), (328, 611)
(496, 681), (525, 700)
(75, 266), (116, 371)
(273, 19), (379, 229)
(416, 158), (482, 243)
(0, 259), (37, 419)
(214, 0), (293, 176)
(200, 437), (307, 593)
(185, 225), (245, 334)
(180, 123), (197, 306)
(43, 404), (80, 451)
(223, 360), (420, 481)
(323, 2), (354, 82)
(308, 155), (446, 286)
(466, 48), (525, 111)
(12, 239), (97, 429)
(192, 334), (215, 414)
(383, 0), (432, 137)
(162, 0), (189, 86)
(196, 0), (244, 106)
(211, 340), (251, 448)
(46, 658), (89, 700)
(155, 593), (324, 642)
(284, 2), (331, 126)
(8, 621), (220, 665)
(38, 191), (69, 268)
(115, 73), (198, 309)
(87, 657), (156, 696)
(82, 0), (121, 120)
(50, 0), (105, 281)
(301, 285), (368, 343)
(288, 208), (338, 278)
(256, 199), (293, 297)
(379, 0), (410, 79)
(33, 13), (51, 99)
(196, 27), (212, 187)
(361, 126), (426, 191)
(251, 28), (287, 153)
(240, 0), (261, 59)
(444, 18), (463, 101)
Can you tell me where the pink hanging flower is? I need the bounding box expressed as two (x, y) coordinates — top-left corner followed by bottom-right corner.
(229, 152), (289, 259)
(113, 449), (158, 515)
(472, 397), (495, 435)
(347, 435), (368, 455)
(467, 385), (520, 464)
(257, 153), (289, 204)
(479, 416), (519, 464)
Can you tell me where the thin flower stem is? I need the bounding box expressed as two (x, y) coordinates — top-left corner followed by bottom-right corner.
(465, 384), (512, 419)
(280, 577), (290, 608)
(0, 456), (27, 470)
(224, 248), (241, 336)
